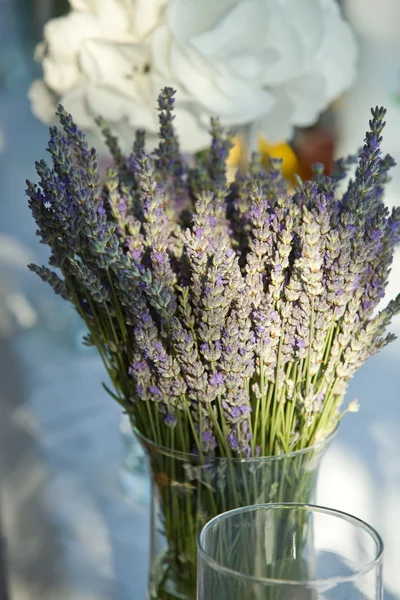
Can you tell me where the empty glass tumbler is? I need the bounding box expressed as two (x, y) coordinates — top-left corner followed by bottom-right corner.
(197, 503), (383, 600)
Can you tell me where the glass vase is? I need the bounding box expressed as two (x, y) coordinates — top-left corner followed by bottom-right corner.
(119, 414), (150, 505)
(197, 503), (384, 600)
(135, 428), (336, 600)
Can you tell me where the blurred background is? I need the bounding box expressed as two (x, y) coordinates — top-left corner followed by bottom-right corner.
(0, 0), (399, 598)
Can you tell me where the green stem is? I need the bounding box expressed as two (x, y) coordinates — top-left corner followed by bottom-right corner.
(102, 382), (131, 412)
(305, 297), (315, 397)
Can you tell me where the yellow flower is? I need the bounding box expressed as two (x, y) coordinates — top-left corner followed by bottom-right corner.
(227, 133), (301, 184)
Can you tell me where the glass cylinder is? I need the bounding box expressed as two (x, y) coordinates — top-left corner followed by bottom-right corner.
(136, 428), (336, 600)
(119, 414), (150, 505)
(197, 503), (383, 600)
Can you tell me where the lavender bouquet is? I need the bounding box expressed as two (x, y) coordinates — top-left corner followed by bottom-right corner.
(27, 89), (400, 599)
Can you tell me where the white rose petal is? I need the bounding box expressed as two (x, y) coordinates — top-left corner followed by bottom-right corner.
(314, 8), (358, 100)
(28, 80), (57, 124)
(285, 73), (328, 125)
(69, 0), (92, 10)
(79, 39), (149, 86)
(92, 0), (133, 35)
(189, 1), (272, 59)
(170, 42), (273, 124)
(259, 88), (294, 142)
(42, 55), (81, 95)
(132, 0), (167, 38)
(257, 3), (306, 85)
(34, 41), (46, 62)
(60, 86), (96, 129)
(283, 0), (325, 55)
(86, 84), (155, 132)
(226, 49), (275, 81)
(167, 0), (238, 43)
(173, 108), (212, 153)
(151, 24), (173, 79)
(43, 13), (99, 58)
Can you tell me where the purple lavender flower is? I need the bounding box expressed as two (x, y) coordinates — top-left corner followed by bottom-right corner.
(209, 372), (225, 386)
(202, 430), (214, 443)
(164, 413), (177, 427)
(153, 251), (165, 265)
(195, 227), (204, 239)
(129, 361), (146, 375)
(227, 433), (239, 450)
(230, 407), (241, 419)
(252, 206), (262, 220)
(148, 385), (162, 396)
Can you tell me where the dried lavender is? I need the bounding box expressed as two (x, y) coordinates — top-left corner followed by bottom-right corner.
(27, 95), (400, 458)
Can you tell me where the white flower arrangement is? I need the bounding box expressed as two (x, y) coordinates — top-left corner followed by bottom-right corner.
(29, 0), (358, 153)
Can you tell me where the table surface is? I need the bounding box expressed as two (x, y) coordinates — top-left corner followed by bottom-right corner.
(0, 3), (400, 598)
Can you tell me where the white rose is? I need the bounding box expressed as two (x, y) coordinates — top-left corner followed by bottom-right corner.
(29, 0), (209, 152)
(154, 0), (358, 142)
(30, 0), (357, 153)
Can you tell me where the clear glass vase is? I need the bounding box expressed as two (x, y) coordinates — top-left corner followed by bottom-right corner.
(135, 428), (336, 600)
(197, 503), (383, 600)
(119, 414), (150, 505)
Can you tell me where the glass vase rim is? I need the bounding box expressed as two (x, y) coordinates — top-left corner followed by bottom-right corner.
(132, 421), (338, 463)
(197, 502), (384, 588)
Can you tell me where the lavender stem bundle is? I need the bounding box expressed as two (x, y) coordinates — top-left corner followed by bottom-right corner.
(26, 89), (400, 599)
(27, 90), (399, 459)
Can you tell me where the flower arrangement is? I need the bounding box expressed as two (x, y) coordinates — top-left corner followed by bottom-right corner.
(27, 89), (399, 599)
(27, 88), (399, 457)
(29, 0), (357, 152)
